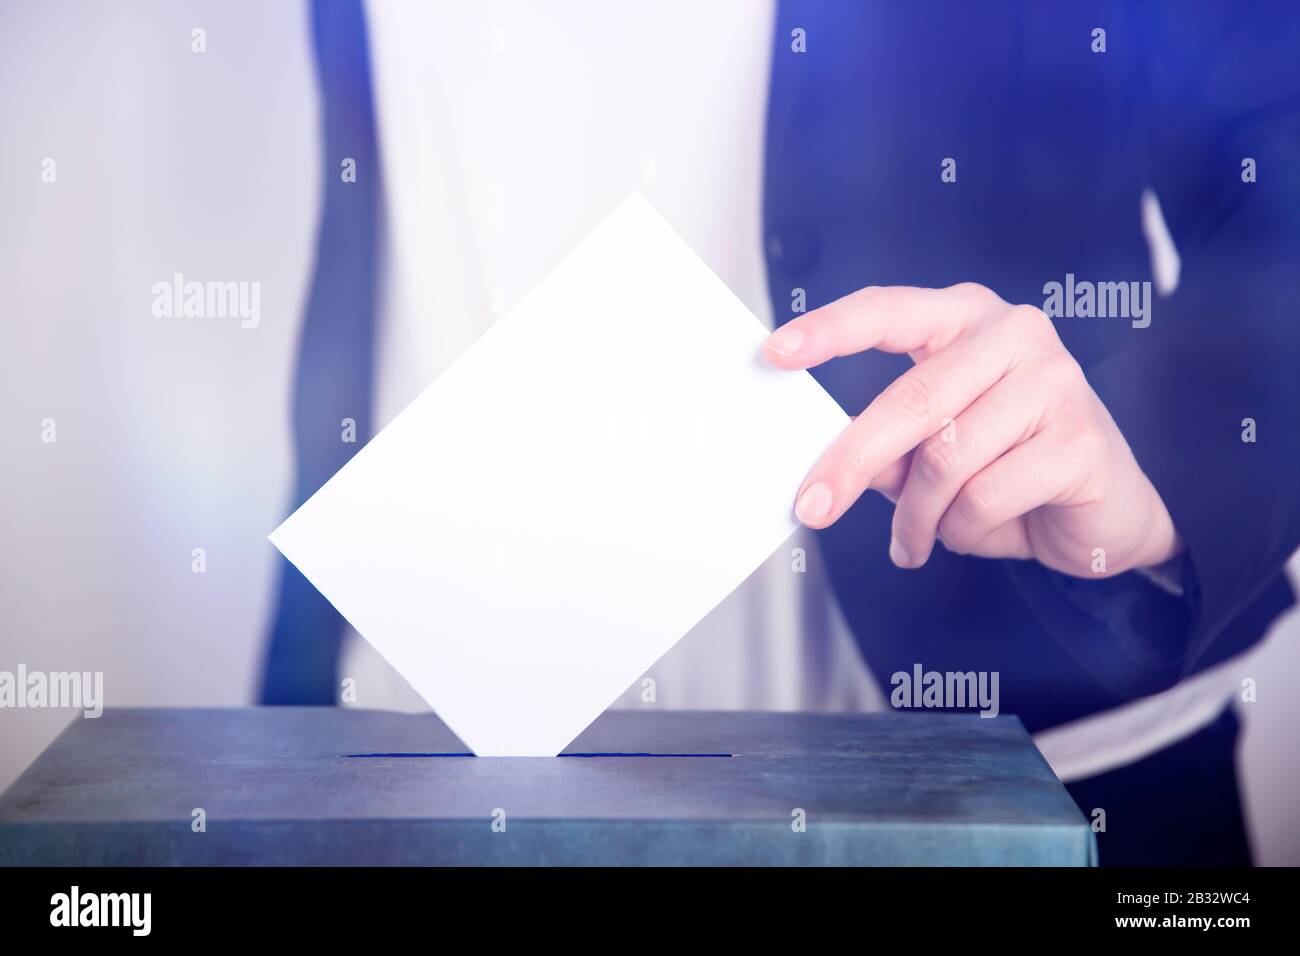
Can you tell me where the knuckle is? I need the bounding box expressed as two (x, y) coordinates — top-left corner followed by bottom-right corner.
(833, 430), (877, 479)
(862, 285), (898, 308)
(1042, 351), (1086, 389)
(936, 515), (973, 555)
(1005, 303), (1054, 342)
(891, 508), (928, 545)
(815, 303), (848, 341)
(849, 285), (891, 318)
(1071, 418), (1110, 463)
(913, 435), (962, 485)
(840, 443), (875, 479)
(883, 372), (936, 424)
(957, 474), (1000, 524)
(949, 281), (997, 307)
(1048, 381), (1095, 434)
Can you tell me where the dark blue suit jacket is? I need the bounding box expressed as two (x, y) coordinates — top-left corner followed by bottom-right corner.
(763, 0), (1299, 731)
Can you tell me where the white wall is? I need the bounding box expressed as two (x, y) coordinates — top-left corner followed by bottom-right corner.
(0, 0), (317, 790)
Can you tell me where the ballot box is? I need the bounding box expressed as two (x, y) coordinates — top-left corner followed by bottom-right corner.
(0, 708), (1096, 866)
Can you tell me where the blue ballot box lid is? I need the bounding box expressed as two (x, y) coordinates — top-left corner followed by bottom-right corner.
(0, 708), (1096, 866)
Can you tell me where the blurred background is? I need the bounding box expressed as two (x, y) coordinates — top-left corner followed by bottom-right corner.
(1, 0), (1297, 863)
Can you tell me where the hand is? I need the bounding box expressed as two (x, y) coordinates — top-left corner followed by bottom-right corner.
(764, 283), (1182, 578)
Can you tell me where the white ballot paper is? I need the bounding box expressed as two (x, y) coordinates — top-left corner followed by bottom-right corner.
(269, 193), (849, 756)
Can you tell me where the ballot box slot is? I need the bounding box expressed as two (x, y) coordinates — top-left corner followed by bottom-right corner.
(343, 752), (734, 758)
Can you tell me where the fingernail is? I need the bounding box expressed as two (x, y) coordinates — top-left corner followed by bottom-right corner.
(889, 537), (911, 568)
(795, 482), (833, 525)
(764, 326), (804, 358)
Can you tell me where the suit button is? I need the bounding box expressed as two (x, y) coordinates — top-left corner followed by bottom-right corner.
(765, 219), (820, 274)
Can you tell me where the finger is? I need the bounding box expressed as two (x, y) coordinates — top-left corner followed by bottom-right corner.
(869, 454), (911, 503)
(794, 311), (1030, 528)
(843, 414), (911, 503)
(951, 519), (1034, 560)
(888, 371), (1046, 568)
(936, 432), (1072, 555)
(763, 283), (1002, 370)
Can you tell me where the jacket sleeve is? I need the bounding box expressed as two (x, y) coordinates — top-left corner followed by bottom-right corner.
(1005, 0), (1300, 701)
